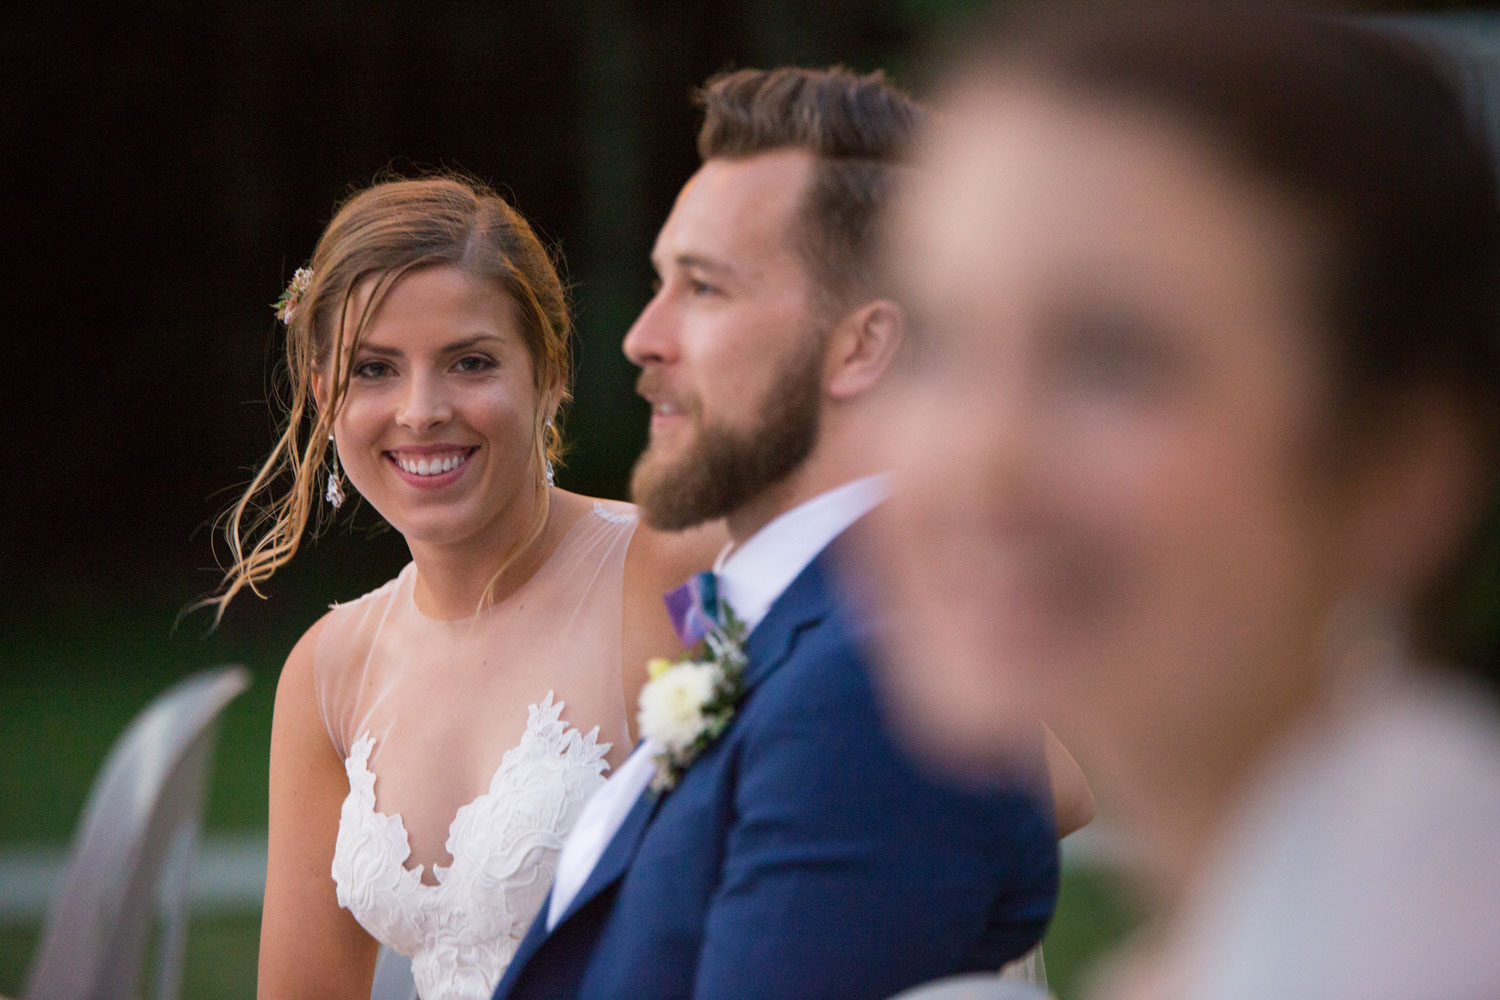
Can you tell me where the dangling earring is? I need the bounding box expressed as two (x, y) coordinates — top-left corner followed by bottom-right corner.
(325, 432), (346, 509)
(544, 416), (556, 487)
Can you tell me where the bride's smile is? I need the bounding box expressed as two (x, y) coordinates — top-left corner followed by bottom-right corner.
(386, 446), (480, 485)
(321, 265), (545, 553)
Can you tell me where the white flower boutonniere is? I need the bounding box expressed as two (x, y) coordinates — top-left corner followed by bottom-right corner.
(637, 609), (748, 793)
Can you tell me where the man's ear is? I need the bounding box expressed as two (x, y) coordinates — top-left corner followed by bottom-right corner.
(825, 299), (906, 401)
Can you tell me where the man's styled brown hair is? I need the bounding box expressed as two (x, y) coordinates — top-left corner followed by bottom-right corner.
(696, 66), (923, 318)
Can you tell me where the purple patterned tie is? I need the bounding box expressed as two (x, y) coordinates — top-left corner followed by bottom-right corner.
(663, 570), (720, 648)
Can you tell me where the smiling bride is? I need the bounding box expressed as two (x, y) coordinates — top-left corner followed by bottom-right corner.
(210, 175), (721, 1000)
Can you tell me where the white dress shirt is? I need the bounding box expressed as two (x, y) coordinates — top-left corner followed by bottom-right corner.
(545, 475), (890, 930)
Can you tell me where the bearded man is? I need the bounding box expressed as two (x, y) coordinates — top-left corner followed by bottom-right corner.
(491, 66), (1062, 1000)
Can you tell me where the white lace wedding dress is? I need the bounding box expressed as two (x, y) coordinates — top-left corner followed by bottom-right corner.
(313, 502), (639, 1000)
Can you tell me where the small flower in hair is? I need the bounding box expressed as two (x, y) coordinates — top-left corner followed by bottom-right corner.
(272, 267), (313, 325)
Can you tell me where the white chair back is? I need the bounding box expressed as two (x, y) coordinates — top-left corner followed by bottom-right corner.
(22, 665), (251, 1000)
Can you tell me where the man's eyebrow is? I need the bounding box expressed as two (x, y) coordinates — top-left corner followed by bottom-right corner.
(651, 252), (740, 281)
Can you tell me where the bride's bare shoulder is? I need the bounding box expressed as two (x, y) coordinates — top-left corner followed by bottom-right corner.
(278, 567), (410, 707)
(271, 613), (331, 753)
(278, 602), (349, 697)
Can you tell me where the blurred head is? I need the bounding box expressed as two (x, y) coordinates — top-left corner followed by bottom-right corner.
(879, 5), (1500, 809)
(214, 175), (572, 615)
(625, 67), (921, 530)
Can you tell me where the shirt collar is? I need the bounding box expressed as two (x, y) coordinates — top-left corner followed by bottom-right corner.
(712, 474), (890, 633)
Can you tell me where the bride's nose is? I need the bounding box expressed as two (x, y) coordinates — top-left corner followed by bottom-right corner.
(396, 371), (453, 431)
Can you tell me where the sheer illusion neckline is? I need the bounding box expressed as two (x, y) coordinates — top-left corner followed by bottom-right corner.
(403, 502), (628, 626)
(339, 691), (611, 884)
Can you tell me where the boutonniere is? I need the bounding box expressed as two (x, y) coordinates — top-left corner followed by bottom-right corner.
(637, 606), (748, 793)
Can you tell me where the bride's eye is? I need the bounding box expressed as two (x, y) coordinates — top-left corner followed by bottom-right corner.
(352, 359), (393, 380)
(454, 354), (497, 374)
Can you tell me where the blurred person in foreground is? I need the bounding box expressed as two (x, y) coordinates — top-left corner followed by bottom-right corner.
(874, 4), (1500, 999)
(491, 66), (1078, 1000)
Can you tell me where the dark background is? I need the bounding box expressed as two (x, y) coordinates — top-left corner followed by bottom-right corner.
(2, 1), (951, 655)
(1, 0), (1488, 654)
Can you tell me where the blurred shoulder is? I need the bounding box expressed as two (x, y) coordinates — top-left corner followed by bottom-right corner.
(624, 517), (728, 594)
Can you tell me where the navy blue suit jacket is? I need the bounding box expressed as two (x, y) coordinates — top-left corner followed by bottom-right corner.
(492, 542), (1058, 1000)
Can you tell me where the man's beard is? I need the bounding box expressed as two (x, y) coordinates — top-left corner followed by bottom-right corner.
(631, 336), (824, 531)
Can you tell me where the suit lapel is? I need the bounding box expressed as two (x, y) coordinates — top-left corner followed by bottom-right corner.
(540, 549), (841, 939)
(741, 549), (837, 691)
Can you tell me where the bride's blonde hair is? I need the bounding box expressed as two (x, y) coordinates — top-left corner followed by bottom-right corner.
(208, 174), (572, 621)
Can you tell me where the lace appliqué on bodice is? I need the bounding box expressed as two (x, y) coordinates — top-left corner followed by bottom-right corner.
(331, 693), (609, 1000)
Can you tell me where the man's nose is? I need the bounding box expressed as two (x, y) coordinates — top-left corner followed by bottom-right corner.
(623, 289), (680, 368)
